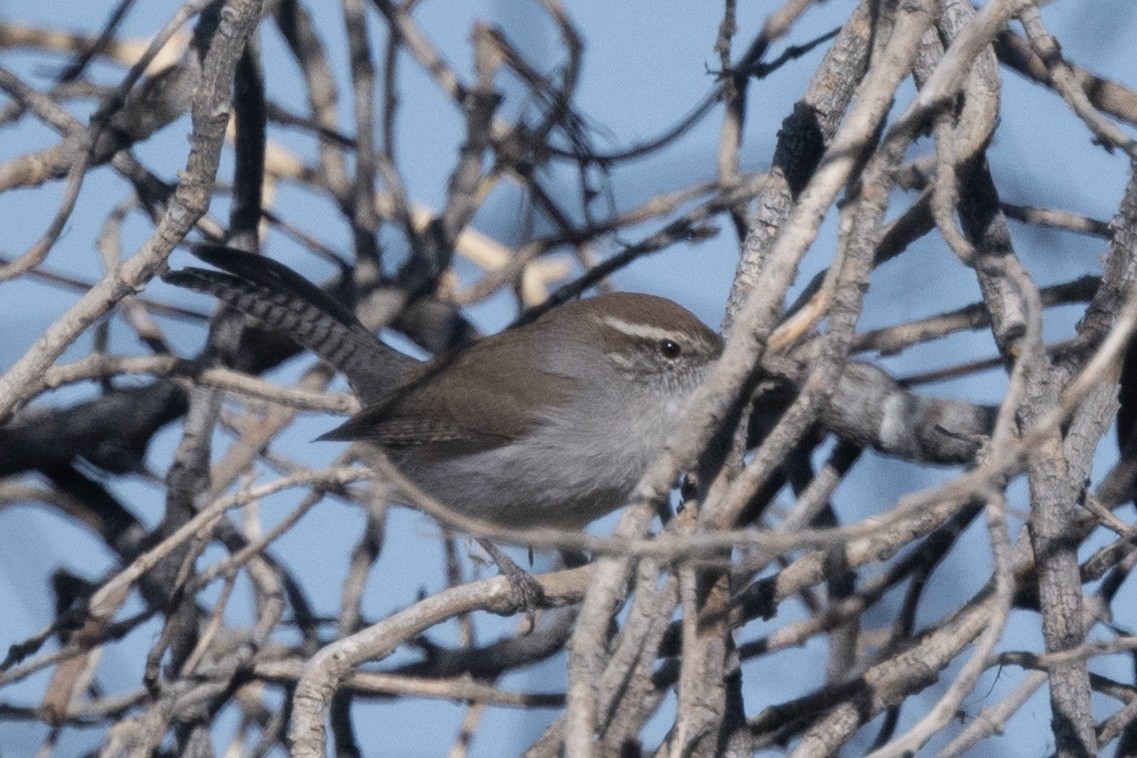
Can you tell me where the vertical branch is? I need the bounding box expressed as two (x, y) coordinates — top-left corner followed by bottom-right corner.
(230, 40), (266, 251)
(342, 0), (382, 270)
(273, 0), (351, 200)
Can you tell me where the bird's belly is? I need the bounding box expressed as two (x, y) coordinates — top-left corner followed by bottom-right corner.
(388, 438), (644, 529)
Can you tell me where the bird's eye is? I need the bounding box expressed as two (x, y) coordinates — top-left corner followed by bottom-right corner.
(658, 339), (682, 359)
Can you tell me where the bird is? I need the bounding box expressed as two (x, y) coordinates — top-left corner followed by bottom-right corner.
(164, 245), (721, 531)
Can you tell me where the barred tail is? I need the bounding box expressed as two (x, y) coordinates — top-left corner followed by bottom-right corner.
(163, 245), (414, 403)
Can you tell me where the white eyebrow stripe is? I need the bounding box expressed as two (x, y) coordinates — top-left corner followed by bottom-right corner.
(600, 316), (686, 342)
